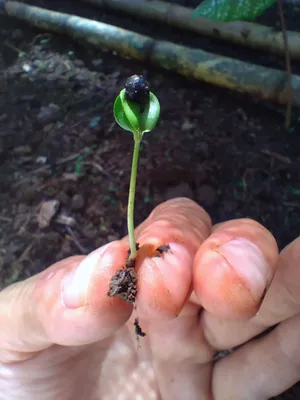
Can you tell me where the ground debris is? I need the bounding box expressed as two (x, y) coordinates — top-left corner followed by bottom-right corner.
(36, 103), (61, 126)
(107, 265), (137, 303)
(37, 200), (60, 228)
(154, 244), (170, 257)
(134, 317), (146, 338)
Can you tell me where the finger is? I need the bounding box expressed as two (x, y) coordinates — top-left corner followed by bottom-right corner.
(119, 199), (214, 377)
(201, 236), (300, 350)
(132, 198), (212, 319)
(193, 218), (278, 320)
(212, 314), (300, 400)
(133, 197), (211, 254)
(255, 236), (300, 324)
(0, 242), (132, 362)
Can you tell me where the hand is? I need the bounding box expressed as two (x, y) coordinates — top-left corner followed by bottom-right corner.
(0, 198), (299, 400)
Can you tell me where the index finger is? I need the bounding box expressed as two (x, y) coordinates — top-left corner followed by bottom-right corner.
(127, 198), (212, 319)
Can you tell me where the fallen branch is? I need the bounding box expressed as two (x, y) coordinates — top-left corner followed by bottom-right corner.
(1, 1), (300, 108)
(85, 0), (300, 60)
(277, 0), (292, 128)
(66, 226), (88, 255)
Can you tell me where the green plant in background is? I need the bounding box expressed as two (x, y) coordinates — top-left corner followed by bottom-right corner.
(113, 75), (160, 261)
(192, 0), (276, 21)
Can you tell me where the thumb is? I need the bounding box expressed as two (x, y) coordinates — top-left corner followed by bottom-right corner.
(0, 243), (132, 363)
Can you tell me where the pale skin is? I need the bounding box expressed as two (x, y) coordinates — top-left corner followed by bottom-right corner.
(1, 198), (300, 400)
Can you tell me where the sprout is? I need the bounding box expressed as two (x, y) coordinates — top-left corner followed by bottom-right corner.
(114, 75), (160, 261)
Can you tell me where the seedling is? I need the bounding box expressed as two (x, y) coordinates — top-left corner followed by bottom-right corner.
(107, 75), (160, 303)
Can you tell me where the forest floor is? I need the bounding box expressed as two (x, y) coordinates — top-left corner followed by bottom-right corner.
(0, 1), (300, 398)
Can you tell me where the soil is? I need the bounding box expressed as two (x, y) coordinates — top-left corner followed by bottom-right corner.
(0, 0), (300, 398)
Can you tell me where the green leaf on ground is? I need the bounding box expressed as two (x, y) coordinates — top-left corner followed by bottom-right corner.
(192, 0), (276, 21)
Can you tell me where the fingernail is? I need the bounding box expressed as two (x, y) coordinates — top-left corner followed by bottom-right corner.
(217, 238), (269, 302)
(62, 251), (102, 308)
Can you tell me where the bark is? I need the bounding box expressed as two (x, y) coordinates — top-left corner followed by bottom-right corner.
(85, 0), (300, 60)
(2, 1), (300, 108)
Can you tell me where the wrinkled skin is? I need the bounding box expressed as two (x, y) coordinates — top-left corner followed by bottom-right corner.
(1, 198), (300, 400)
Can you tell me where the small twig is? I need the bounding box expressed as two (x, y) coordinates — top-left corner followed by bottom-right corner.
(30, 33), (52, 46)
(66, 226), (87, 255)
(0, 215), (12, 222)
(242, 168), (258, 193)
(8, 244), (34, 283)
(55, 213), (76, 227)
(283, 201), (300, 209)
(82, 161), (118, 182)
(16, 244), (33, 264)
(56, 153), (83, 164)
(17, 214), (31, 234)
(4, 40), (23, 55)
(13, 152), (118, 189)
(261, 149), (292, 164)
(277, 0), (293, 129)
(13, 151), (84, 187)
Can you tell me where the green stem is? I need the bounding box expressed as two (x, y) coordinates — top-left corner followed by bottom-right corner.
(127, 133), (142, 261)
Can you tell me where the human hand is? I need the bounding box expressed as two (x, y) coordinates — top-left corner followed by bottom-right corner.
(0, 198), (299, 400)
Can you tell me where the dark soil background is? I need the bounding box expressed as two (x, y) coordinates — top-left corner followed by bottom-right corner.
(0, 0), (300, 398)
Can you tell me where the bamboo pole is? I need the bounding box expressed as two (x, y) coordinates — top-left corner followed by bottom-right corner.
(277, 0), (292, 128)
(85, 0), (300, 61)
(1, 1), (300, 108)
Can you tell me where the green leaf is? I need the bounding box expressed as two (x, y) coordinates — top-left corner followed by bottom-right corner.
(192, 0), (276, 21)
(113, 94), (135, 133)
(114, 89), (160, 134)
(140, 92), (161, 133)
(120, 89), (140, 133)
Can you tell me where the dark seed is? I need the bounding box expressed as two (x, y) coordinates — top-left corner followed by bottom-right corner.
(124, 75), (150, 106)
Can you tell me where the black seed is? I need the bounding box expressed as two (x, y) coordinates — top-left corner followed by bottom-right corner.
(124, 75), (150, 106)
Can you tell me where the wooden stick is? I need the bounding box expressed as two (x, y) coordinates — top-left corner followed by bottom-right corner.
(2, 1), (300, 108)
(85, 0), (300, 60)
(277, 0), (293, 128)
